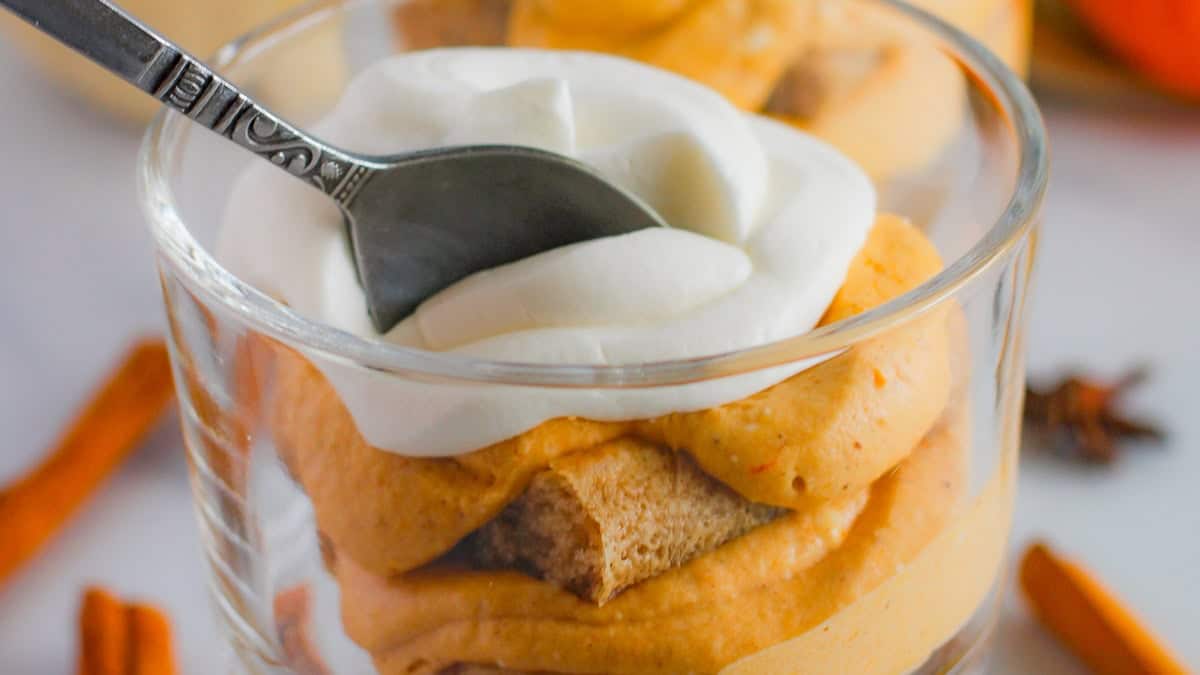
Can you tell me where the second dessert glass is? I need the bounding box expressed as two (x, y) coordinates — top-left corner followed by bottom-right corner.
(140, 0), (1047, 672)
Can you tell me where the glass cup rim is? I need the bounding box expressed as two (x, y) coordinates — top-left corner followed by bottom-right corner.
(139, 0), (1048, 389)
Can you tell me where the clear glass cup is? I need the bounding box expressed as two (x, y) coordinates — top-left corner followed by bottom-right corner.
(139, 1), (1047, 673)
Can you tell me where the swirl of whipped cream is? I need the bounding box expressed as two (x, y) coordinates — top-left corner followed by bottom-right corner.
(218, 48), (875, 456)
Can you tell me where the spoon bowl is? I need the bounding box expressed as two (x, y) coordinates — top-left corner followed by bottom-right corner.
(349, 145), (665, 332)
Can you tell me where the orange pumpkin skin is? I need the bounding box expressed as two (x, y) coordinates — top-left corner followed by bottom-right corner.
(1066, 0), (1200, 97)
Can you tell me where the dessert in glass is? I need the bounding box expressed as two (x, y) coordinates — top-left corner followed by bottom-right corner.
(140, 1), (1047, 673)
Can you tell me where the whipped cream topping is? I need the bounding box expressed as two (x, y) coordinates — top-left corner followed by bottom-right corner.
(218, 48), (875, 456)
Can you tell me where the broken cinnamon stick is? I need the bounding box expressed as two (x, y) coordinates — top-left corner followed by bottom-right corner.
(0, 339), (175, 585)
(1020, 541), (1189, 675)
(78, 587), (178, 675)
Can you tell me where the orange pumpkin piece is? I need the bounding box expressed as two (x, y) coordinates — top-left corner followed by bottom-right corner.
(1065, 0), (1200, 98)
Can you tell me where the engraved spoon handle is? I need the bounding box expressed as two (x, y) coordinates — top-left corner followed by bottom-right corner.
(1, 0), (375, 204)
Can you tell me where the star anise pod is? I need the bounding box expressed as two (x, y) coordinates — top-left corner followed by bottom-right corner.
(1024, 368), (1165, 464)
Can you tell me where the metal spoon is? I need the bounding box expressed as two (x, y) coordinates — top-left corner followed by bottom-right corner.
(3, 0), (668, 332)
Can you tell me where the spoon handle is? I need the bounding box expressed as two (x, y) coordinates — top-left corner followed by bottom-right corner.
(2, 0), (376, 205)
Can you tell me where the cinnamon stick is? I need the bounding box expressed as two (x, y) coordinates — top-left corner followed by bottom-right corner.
(0, 339), (175, 585)
(78, 588), (128, 675)
(126, 603), (178, 675)
(78, 587), (178, 675)
(1020, 541), (1190, 675)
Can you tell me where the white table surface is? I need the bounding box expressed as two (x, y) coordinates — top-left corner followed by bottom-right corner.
(1, 38), (1198, 674)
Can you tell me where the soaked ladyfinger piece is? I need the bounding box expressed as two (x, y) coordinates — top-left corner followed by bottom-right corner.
(473, 437), (783, 604)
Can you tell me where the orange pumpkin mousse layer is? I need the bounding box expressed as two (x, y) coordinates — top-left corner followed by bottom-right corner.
(270, 214), (1012, 674)
(394, 0), (1030, 179)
